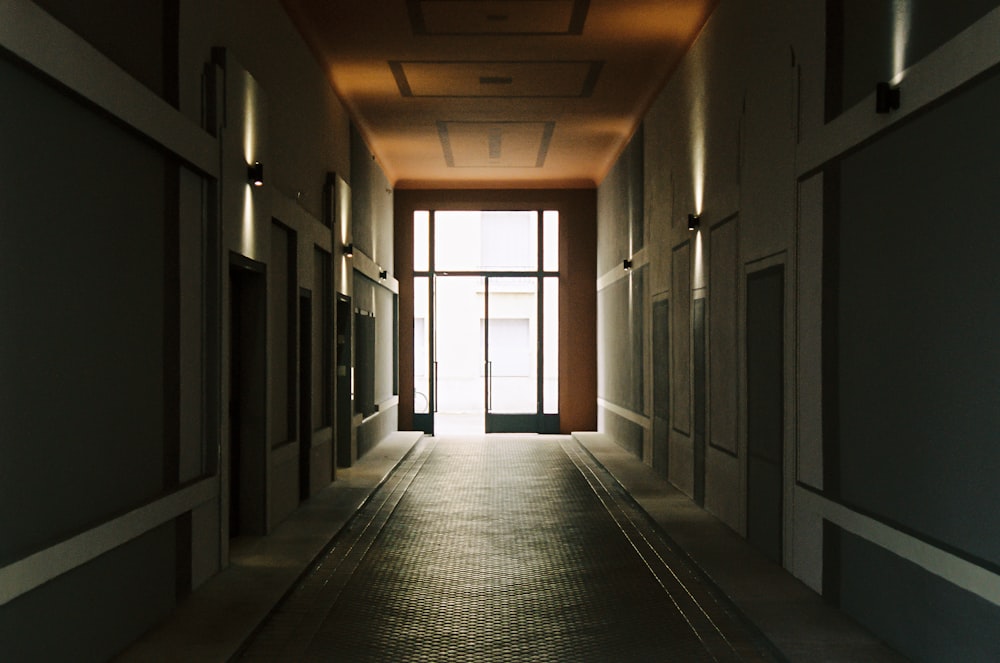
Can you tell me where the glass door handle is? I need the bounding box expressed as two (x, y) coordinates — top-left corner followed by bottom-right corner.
(433, 361), (439, 413)
(486, 361), (493, 411)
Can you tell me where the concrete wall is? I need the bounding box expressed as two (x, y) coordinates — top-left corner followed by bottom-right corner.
(347, 127), (399, 467)
(596, 0), (1000, 659)
(0, 0), (398, 658)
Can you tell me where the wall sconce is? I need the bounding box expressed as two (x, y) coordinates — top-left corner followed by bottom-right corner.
(623, 259), (633, 271)
(342, 243), (354, 257)
(379, 268), (388, 280)
(247, 161), (264, 187)
(876, 82), (900, 113)
(688, 214), (701, 231)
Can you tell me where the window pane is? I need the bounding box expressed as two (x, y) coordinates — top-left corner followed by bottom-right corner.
(436, 276), (486, 418)
(434, 211), (480, 271)
(481, 211), (537, 270)
(544, 277), (559, 414)
(487, 277), (537, 414)
(414, 277), (430, 413)
(484, 319), (531, 376)
(543, 210), (559, 272)
(414, 211), (429, 272)
(435, 210), (537, 271)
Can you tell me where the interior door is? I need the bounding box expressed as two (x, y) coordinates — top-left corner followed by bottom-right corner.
(229, 257), (267, 538)
(746, 265), (784, 563)
(485, 276), (539, 433)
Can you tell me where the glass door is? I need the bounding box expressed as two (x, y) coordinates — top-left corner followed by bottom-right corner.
(435, 275), (485, 435)
(485, 277), (538, 432)
(413, 209), (559, 435)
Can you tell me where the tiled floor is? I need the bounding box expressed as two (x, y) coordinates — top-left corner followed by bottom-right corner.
(119, 432), (908, 662)
(237, 436), (779, 661)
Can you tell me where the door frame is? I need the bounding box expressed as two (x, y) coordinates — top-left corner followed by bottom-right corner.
(483, 274), (555, 433)
(414, 210), (559, 435)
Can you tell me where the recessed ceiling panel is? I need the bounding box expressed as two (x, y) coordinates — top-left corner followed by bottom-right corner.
(391, 61), (602, 97)
(411, 0), (588, 35)
(283, 0), (719, 187)
(439, 121), (555, 168)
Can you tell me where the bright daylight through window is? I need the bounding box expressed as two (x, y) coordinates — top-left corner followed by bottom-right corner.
(413, 210), (558, 435)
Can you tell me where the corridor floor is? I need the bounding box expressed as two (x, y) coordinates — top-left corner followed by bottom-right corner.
(235, 436), (781, 662)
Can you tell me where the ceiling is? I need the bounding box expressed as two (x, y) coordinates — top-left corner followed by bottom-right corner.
(281, 0), (717, 190)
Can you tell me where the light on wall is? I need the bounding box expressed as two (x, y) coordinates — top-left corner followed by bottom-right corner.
(876, 81), (901, 113)
(342, 243), (354, 257)
(688, 213), (701, 231)
(379, 268), (388, 280)
(623, 259), (633, 271)
(247, 161), (264, 187)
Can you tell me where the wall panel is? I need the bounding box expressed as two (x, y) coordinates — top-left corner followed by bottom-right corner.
(651, 298), (670, 478)
(708, 217), (738, 455)
(178, 165), (207, 483)
(834, 526), (1000, 661)
(596, 129), (643, 275)
(0, 55), (166, 564)
(351, 125), (395, 276)
(670, 242), (691, 435)
(796, 175), (824, 489)
(0, 523), (175, 662)
(832, 68), (1000, 567)
(597, 268), (645, 414)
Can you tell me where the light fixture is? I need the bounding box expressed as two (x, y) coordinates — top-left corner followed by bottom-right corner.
(343, 243), (354, 257)
(379, 268), (388, 280)
(876, 81), (900, 113)
(247, 161), (264, 187)
(623, 259), (633, 271)
(688, 213), (701, 231)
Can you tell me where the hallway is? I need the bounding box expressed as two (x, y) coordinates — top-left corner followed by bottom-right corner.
(238, 436), (777, 661)
(119, 434), (906, 662)
(3, 2), (999, 660)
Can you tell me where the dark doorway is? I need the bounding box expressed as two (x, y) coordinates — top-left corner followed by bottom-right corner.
(335, 294), (353, 467)
(746, 265), (784, 563)
(229, 256), (267, 538)
(298, 288), (313, 501)
(693, 297), (706, 507)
